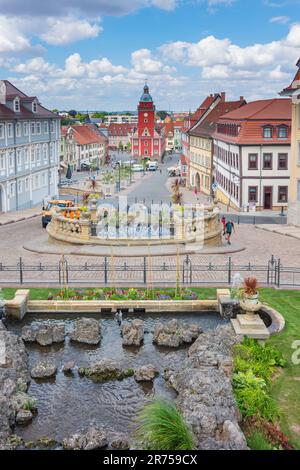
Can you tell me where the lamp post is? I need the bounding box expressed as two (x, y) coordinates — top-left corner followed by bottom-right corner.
(116, 162), (121, 192)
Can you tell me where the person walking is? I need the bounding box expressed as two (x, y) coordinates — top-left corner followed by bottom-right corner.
(225, 219), (234, 245)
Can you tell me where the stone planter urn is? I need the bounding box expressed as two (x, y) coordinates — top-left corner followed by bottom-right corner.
(244, 293), (259, 305)
(81, 211), (91, 220)
(240, 299), (262, 320)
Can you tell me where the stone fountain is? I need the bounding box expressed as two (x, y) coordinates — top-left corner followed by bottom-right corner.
(231, 299), (270, 341)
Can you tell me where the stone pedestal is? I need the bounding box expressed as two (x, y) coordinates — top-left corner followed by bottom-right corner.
(231, 300), (270, 340)
(5, 289), (30, 320)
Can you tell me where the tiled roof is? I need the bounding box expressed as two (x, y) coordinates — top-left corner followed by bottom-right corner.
(71, 124), (106, 145)
(108, 123), (136, 136)
(189, 98), (246, 138)
(0, 80), (58, 119)
(280, 64), (300, 95)
(213, 98), (292, 144)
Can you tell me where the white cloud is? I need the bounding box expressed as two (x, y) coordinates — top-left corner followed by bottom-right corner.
(40, 17), (102, 45)
(131, 48), (175, 74)
(270, 16), (290, 24)
(0, 15), (40, 53)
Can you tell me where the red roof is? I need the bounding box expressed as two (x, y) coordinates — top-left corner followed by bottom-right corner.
(108, 123), (135, 136)
(72, 124), (106, 145)
(189, 98), (246, 138)
(214, 98), (292, 144)
(280, 58), (300, 95)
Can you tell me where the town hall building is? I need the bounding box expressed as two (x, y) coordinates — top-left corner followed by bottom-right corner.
(131, 84), (166, 161)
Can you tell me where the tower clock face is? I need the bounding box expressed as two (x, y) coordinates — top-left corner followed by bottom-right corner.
(144, 113), (148, 117)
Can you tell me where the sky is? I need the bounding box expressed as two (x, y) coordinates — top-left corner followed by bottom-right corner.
(0, 0), (300, 111)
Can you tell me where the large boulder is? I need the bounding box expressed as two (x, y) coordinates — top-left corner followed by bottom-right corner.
(21, 323), (65, 346)
(153, 320), (202, 348)
(62, 426), (107, 450)
(110, 434), (130, 450)
(134, 364), (158, 382)
(31, 362), (57, 379)
(78, 358), (133, 382)
(121, 319), (144, 346)
(70, 318), (101, 345)
(166, 324), (248, 450)
(11, 392), (37, 414)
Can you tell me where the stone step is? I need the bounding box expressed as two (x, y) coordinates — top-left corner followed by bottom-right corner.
(231, 318), (270, 340)
(236, 314), (267, 330)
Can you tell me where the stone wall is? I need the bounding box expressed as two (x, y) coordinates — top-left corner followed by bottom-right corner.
(0, 320), (30, 449)
(166, 323), (248, 450)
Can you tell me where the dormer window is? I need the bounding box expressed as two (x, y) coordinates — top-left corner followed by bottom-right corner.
(263, 126), (273, 139)
(278, 125), (288, 139)
(32, 101), (37, 113)
(14, 97), (20, 112)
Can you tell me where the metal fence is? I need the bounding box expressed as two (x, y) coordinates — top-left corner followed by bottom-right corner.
(0, 255), (299, 288)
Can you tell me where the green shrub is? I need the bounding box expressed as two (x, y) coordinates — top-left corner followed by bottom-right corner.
(247, 431), (273, 450)
(134, 399), (196, 450)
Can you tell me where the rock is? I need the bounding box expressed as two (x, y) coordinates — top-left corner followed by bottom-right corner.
(21, 323), (65, 346)
(0, 321), (30, 447)
(110, 435), (130, 450)
(21, 325), (36, 343)
(62, 426), (107, 450)
(15, 409), (33, 425)
(121, 319), (144, 346)
(169, 324), (247, 450)
(62, 362), (75, 373)
(153, 320), (202, 348)
(11, 392), (37, 413)
(31, 362), (57, 379)
(134, 364), (157, 382)
(70, 318), (101, 345)
(79, 359), (133, 382)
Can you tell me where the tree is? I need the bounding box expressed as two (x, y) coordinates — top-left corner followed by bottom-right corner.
(92, 112), (107, 120)
(157, 111), (170, 121)
(52, 108), (59, 114)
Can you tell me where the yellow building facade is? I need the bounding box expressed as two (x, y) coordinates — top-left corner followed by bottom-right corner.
(189, 134), (212, 196)
(281, 59), (300, 226)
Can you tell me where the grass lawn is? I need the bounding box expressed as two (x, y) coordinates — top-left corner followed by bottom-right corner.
(1, 285), (299, 448)
(259, 288), (300, 449)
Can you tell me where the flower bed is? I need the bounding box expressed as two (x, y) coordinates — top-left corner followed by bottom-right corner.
(47, 287), (199, 302)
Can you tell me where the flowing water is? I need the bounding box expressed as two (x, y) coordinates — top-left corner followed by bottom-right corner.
(8, 311), (227, 443)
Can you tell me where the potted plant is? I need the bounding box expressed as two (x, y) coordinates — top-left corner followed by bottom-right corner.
(80, 206), (91, 219)
(243, 277), (259, 304)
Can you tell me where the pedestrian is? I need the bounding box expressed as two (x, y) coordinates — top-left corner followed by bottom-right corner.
(221, 215), (226, 235)
(115, 309), (123, 326)
(225, 219), (234, 245)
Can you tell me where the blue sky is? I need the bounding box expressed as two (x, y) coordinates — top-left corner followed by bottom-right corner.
(0, 0), (299, 111)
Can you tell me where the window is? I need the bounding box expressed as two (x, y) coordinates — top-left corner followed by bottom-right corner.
(18, 180), (22, 193)
(36, 145), (41, 162)
(9, 152), (14, 168)
(44, 121), (49, 134)
(278, 186), (288, 203)
(31, 147), (35, 163)
(0, 124), (4, 139)
(263, 153), (272, 170)
(0, 154), (5, 170)
(24, 148), (29, 164)
(278, 126), (288, 139)
(7, 123), (13, 138)
(278, 153), (288, 170)
(36, 122), (41, 134)
(25, 178), (29, 191)
(144, 141), (148, 146)
(263, 126), (273, 139)
(17, 150), (22, 167)
(249, 186), (258, 202)
(14, 98), (20, 112)
(16, 123), (21, 137)
(31, 122), (35, 135)
(50, 121), (55, 133)
(43, 144), (48, 161)
(10, 183), (15, 197)
(248, 153), (258, 170)
(23, 122), (28, 136)
(32, 101), (37, 113)
(298, 180), (300, 202)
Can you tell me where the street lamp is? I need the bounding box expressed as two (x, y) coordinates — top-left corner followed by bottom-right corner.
(116, 161), (121, 192)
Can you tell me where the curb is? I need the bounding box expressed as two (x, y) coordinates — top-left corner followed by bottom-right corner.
(0, 213), (41, 227)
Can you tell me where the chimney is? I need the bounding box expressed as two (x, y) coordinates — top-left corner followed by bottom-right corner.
(221, 92), (226, 101)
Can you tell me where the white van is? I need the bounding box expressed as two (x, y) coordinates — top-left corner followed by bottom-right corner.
(147, 161), (158, 171)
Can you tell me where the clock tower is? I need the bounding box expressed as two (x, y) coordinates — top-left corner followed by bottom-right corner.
(131, 83), (166, 161)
